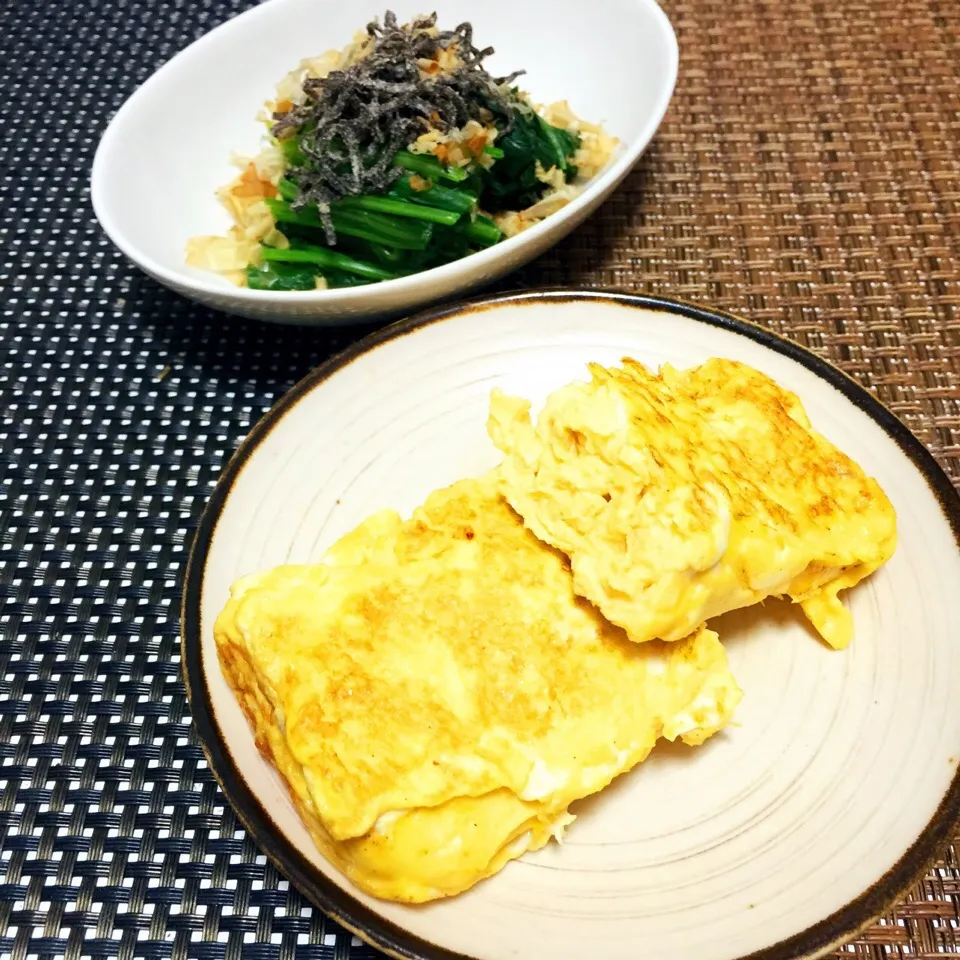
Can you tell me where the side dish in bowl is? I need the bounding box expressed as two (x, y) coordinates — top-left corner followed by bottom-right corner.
(186, 11), (618, 292)
(91, 0), (679, 323)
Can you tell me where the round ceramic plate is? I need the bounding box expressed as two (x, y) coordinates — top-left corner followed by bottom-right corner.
(182, 292), (960, 960)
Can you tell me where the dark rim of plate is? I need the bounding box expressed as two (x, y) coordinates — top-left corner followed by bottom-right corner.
(181, 289), (960, 960)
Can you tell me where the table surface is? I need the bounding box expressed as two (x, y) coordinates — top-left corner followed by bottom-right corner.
(2, 0), (959, 957)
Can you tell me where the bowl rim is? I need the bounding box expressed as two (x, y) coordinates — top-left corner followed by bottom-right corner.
(180, 288), (960, 960)
(90, 0), (679, 306)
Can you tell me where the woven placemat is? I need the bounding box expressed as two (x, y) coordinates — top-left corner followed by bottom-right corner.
(1, 0), (957, 957)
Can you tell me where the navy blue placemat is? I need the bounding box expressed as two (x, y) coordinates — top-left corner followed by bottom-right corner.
(0, 2), (388, 957)
(2, 1), (958, 959)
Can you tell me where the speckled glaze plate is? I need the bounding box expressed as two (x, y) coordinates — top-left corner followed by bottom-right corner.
(182, 292), (960, 960)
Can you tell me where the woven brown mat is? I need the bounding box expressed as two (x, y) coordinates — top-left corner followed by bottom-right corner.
(504, 0), (960, 953)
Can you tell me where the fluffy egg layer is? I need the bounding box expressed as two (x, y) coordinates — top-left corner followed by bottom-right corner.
(488, 357), (897, 649)
(214, 475), (742, 902)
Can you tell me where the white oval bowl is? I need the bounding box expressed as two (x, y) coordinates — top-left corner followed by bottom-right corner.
(91, 0), (678, 326)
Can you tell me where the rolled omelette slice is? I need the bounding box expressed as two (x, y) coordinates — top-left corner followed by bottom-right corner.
(488, 357), (897, 650)
(214, 473), (742, 903)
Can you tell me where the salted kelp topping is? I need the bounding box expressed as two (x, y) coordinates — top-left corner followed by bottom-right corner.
(271, 11), (524, 243)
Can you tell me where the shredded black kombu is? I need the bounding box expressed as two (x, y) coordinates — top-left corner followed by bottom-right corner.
(271, 10), (524, 243)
